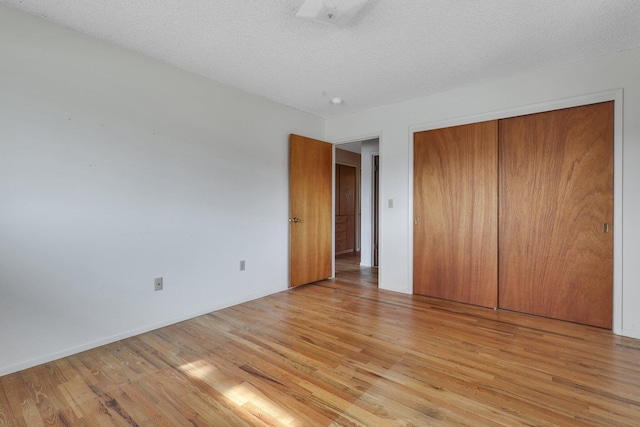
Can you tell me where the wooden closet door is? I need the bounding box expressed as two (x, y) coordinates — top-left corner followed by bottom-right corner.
(414, 121), (498, 308)
(499, 102), (613, 328)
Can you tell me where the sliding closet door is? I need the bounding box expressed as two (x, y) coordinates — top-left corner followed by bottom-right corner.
(499, 102), (613, 328)
(414, 121), (498, 308)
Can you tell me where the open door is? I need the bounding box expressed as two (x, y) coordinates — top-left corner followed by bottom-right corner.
(289, 134), (333, 287)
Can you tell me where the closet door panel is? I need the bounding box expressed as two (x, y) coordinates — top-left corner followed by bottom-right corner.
(499, 102), (613, 328)
(414, 121), (498, 308)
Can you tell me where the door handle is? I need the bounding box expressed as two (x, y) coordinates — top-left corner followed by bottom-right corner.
(288, 217), (300, 223)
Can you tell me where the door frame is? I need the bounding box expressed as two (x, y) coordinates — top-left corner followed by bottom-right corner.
(373, 154), (380, 267)
(331, 134), (382, 278)
(408, 89), (624, 334)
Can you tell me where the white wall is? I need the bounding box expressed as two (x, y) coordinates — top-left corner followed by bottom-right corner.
(326, 48), (640, 339)
(0, 5), (324, 375)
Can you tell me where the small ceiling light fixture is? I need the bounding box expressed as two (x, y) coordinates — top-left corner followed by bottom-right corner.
(297, 0), (369, 27)
(331, 97), (344, 105)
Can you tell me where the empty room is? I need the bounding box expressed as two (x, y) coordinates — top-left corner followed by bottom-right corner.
(2, 1), (640, 425)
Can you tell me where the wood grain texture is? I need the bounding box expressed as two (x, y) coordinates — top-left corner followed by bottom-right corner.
(337, 165), (356, 216)
(336, 165), (357, 254)
(289, 134), (332, 287)
(499, 102), (614, 328)
(2, 254), (640, 426)
(345, 215), (355, 252)
(414, 121), (498, 308)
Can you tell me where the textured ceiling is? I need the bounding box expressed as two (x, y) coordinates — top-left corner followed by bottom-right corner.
(2, 0), (639, 118)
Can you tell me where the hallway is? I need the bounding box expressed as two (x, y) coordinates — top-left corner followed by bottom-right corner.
(334, 252), (377, 288)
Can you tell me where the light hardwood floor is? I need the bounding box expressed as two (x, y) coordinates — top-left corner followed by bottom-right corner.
(1, 254), (640, 426)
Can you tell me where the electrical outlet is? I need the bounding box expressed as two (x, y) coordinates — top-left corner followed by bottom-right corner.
(154, 277), (163, 291)
(240, 260), (246, 271)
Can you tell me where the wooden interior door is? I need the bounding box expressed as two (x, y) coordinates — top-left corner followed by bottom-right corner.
(337, 165), (356, 216)
(414, 121), (498, 308)
(336, 164), (356, 253)
(289, 134), (333, 287)
(499, 102), (614, 328)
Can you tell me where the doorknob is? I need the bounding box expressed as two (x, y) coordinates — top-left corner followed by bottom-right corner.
(288, 217), (300, 223)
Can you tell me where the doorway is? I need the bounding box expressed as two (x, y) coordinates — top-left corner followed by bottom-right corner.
(334, 138), (379, 271)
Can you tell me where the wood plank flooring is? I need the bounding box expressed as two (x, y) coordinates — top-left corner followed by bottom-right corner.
(2, 253), (640, 426)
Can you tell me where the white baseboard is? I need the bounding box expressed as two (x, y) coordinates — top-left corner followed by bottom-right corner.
(0, 285), (284, 377)
(621, 328), (640, 340)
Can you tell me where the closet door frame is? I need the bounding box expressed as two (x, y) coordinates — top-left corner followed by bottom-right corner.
(408, 89), (623, 334)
